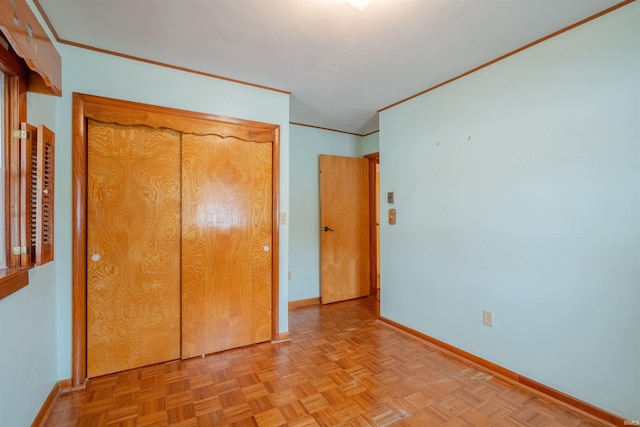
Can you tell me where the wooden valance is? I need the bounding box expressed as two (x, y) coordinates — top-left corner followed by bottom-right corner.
(0, 0), (62, 96)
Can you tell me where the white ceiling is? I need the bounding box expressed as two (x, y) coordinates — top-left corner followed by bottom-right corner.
(36, 0), (623, 135)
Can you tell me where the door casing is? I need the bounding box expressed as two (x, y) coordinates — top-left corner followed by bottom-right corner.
(365, 152), (380, 297)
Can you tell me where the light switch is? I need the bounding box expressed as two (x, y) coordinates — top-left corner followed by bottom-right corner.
(387, 192), (394, 204)
(388, 208), (396, 225)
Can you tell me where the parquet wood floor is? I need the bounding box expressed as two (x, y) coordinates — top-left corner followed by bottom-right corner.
(44, 297), (610, 426)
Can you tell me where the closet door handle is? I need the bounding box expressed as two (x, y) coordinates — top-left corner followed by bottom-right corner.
(322, 226), (335, 232)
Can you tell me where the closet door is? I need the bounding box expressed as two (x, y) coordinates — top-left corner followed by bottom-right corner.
(181, 133), (272, 359)
(87, 120), (182, 377)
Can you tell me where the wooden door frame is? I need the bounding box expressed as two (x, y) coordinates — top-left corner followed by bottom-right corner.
(364, 152), (379, 297)
(71, 93), (281, 387)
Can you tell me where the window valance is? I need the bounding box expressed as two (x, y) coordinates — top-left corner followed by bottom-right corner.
(0, 0), (61, 96)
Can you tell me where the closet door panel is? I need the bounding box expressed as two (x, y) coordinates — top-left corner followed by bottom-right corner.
(87, 121), (182, 377)
(182, 133), (272, 358)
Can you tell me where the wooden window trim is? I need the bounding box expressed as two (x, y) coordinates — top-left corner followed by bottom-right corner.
(0, 86), (55, 300)
(0, 267), (29, 299)
(0, 15), (58, 299)
(1, 43), (30, 299)
(0, 0), (62, 96)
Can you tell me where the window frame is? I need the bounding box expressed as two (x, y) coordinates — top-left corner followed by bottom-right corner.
(0, 38), (31, 299)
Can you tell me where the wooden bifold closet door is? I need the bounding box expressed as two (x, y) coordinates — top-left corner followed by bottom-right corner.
(86, 115), (274, 378)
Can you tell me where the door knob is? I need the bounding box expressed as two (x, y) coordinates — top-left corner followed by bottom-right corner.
(322, 226), (335, 232)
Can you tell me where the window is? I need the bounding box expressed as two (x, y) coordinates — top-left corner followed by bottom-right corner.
(0, 37), (27, 299)
(0, 33), (55, 299)
(0, 1), (60, 299)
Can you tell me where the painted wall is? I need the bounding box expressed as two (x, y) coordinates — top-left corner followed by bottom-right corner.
(379, 2), (639, 419)
(2, 0), (291, 420)
(0, 93), (59, 427)
(360, 131), (380, 157)
(2, 26), (291, 423)
(54, 44), (291, 380)
(288, 125), (361, 301)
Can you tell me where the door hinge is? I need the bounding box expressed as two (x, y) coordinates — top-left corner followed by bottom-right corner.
(12, 246), (28, 255)
(13, 129), (30, 139)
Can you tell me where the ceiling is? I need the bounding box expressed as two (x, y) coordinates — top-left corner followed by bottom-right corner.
(36, 0), (623, 135)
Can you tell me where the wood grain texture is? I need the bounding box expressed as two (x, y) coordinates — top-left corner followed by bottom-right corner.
(0, 0), (62, 95)
(19, 122), (37, 266)
(30, 379), (61, 427)
(181, 133), (273, 358)
(289, 297), (321, 309)
(80, 93), (276, 143)
(73, 93), (281, 386)
(87, 120), (181, 377)
(71, 94), (88, 386)
(0, 267), (29, 300)
(42, 297), (617, 427)
(270, 126), (281, 341)
(0, 41), (28, 75)
(36, 124), (55, 265)
(320, 155), (370, 304)
(365, 152), (380, 295)
(379, 316), (625, 426)
(2, 75), (27, 272)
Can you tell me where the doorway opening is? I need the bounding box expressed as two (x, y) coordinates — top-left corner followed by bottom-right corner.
(365, 152), (380, 305)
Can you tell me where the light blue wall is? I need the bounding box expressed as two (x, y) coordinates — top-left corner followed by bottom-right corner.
(2, 3), (291, 424)
(0, 266), (58, 427)
(380, 2), (639, 419)
(55, 44), (291, 379)
(360, 131), (379, 157)
(4, 1), (636, 425)
(0, 93), (59, 427)
(288, 125), (361, 301)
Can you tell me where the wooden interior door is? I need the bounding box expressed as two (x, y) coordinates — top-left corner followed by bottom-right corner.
(320, 155), (370, 304)
(87, 120), (182, 377)
(181, 133), (273, 359)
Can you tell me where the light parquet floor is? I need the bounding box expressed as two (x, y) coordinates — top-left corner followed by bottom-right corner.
(44, 297), (610, 426)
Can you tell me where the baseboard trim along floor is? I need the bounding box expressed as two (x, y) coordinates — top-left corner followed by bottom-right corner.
(379, 316), (625, 426)
(34, 298), (626, 426)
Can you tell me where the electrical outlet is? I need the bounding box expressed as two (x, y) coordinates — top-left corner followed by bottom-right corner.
(483, 309), (493, 327)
